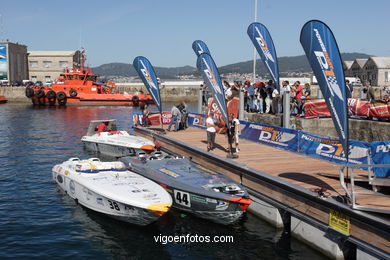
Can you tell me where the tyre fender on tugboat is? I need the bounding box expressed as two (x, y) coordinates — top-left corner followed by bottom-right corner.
(57, 91), (67, 100)
(132, 95), (140, 106)
(46, 90), (56, 99)
(25, 87), (34, 98)
(35, 89), (45, 98)
(69, 89), (78, 97)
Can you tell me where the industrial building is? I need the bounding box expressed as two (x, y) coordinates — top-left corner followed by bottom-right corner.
(0, 41), (29, 84)
(28, 50), (82, 83)
(344, 57), (390, 87)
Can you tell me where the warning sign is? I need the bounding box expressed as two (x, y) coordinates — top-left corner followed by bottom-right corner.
(329, 209), (350, 235)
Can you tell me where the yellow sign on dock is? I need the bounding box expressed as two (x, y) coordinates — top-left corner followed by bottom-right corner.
(329, 209), (350, 235)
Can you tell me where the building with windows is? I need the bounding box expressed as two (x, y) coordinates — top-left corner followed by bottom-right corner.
(0, 41), (29, 84)
(28, 50), (82, 83)
(344, 57), (390, 86)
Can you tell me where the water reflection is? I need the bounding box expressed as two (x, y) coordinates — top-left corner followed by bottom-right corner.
(0, 103), (327, 259)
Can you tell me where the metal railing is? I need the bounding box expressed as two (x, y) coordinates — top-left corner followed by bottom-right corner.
(339, 163), (390, 214)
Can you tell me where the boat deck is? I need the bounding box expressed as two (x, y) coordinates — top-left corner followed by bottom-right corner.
(163, 127), (389, 212)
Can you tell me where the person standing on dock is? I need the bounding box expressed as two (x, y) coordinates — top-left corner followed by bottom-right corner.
(206, 111), (217, 151)
(168, 105), (181, 132)
(294, 81), (303, 115)
(228, 113), (241, 153)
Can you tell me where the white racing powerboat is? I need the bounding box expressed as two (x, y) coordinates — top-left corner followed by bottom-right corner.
(52, 157), (172, 226)
(81, 119), (155, 157)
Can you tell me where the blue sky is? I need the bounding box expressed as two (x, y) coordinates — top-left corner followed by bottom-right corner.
(2, 0), (389, 67)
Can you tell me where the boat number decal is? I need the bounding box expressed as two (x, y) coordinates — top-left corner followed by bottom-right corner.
(174, 190), (191, 207)
(108, 200), (121, 211)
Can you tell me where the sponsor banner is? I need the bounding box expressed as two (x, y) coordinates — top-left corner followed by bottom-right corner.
(300, 20), (349, 159)
(304, 98), (389, 119)
(192, 40), (210, 57)
(187, 113), (206, 129)
(0, 44), (7, 80)
(247, 22), (280, 90)
(240, 121), (299, 151)
(304, 99), (331, 117)
(368, 102), (390, 119)
(196, 53), (230, 130)
(207, 97), (239, 133)
(132, 112), (171, 126)
(133, 56), (161, 112)
(299, 131), (369, 164)
(348, 98), (369, 117)
(370, 142), (390, 177)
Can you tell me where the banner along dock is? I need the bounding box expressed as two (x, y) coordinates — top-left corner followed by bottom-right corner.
(135, 126), (390, 259)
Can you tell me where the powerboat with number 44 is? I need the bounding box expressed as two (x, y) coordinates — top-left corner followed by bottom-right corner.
(52, 158), (172, 226)
(82, 119), (156, 157)
(120, 153), (251, 225)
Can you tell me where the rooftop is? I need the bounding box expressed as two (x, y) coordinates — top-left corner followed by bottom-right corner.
(28, 51), (77, 57)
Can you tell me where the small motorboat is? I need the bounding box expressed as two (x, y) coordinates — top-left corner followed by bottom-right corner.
(52, 157), (172, 226)
(120, 152), (251, 225)
(82, 119), (155, 157)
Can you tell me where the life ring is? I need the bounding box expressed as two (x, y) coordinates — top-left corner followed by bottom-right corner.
(25, 87), (34, 98)
(69, 89), (78, 97)
(46, 90), (56, 99)
(132, 95), (140, 106)
(57, 91), (66, 100)
(35, 89), (45, 98)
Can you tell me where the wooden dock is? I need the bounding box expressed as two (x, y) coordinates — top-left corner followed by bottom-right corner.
(134, 126), (390, 258)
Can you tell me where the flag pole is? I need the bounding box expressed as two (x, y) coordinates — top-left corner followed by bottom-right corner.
(252, 0), (258, 83)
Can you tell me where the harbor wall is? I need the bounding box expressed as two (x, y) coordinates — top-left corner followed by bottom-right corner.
(1, 82), (388, 103)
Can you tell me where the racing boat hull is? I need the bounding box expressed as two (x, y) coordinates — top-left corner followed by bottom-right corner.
(52, 158), (172, 226)
(120, 156), (251, 225)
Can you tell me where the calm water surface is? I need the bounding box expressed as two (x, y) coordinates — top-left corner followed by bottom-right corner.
(0, 103), (327, 259)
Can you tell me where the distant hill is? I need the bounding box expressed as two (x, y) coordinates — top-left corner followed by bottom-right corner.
(218, 52), (371, 76)
(93, 63), (196, 78)
(93, 52), (371, 78)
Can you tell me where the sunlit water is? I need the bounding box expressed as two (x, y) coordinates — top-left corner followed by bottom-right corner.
(0, 103), (327, 259)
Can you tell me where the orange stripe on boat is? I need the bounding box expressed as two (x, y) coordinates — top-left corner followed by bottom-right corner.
(225, 197), (252, 211)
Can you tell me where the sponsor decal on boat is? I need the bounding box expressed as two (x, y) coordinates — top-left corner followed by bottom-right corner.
(216, 201), (229, 211)
(190, 194), (208, 204)
(196, 165), (218, 175)
(96, 198), (104, 205)
(158, 168), (180, 178)
(206, 198), (217, 204)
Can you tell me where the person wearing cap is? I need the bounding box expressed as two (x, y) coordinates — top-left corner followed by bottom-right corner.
(206, 111), (217, 151)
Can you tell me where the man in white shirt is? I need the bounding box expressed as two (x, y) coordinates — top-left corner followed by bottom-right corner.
(206, 111), (217, 151)
(168, 105), (181, 132)
(280, 80), (291, 113)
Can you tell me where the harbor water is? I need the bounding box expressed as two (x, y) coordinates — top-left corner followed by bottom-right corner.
(0, 103), (327, 259)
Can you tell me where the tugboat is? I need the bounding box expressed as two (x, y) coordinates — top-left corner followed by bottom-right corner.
(25, 50), (154, 106)
(0, 96), (7, 104)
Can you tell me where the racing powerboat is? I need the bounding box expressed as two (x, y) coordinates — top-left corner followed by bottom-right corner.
(120, 153), (251, 225)
(52, 157), (172, 226)
(82, 119), (155, 157)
